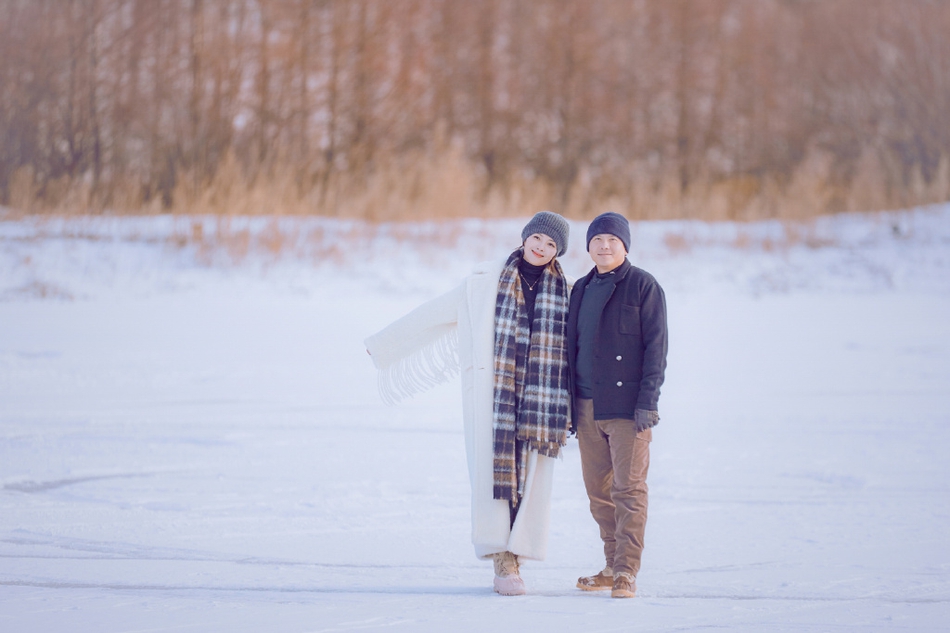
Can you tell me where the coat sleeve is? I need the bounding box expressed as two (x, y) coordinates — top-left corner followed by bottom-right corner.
(364, 282), (465, 403)
(636, 280), (668, 411)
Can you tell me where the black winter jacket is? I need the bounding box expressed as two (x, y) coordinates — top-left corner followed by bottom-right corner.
(567, 259), (668, 421)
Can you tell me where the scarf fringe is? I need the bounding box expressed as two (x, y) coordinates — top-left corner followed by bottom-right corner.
(530, 440), (566, 459)
(375, 326), (460, 405)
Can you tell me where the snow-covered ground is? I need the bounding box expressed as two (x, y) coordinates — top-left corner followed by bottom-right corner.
(1, 206), (949, 631)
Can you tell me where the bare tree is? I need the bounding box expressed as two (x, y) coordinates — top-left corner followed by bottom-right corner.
(1, 0), (948, 218)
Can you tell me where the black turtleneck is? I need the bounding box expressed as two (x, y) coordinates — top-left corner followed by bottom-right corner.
(518, 258), (546, 328)
(575, 267), (621, 398)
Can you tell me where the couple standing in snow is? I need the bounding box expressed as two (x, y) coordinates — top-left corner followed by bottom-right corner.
(365, 211), (668, 598)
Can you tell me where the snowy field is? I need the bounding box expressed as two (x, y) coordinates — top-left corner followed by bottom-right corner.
(1, 206), (949, 632)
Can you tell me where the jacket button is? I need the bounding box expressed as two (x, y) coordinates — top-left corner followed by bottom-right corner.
(616, 381), (623, 387)
(616, 355), (622, 361)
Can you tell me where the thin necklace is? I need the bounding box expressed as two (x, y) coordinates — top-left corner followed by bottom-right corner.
(520, 273), (539, 291)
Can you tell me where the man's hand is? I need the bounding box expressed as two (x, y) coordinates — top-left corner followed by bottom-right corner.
(634, 409), (659, 432)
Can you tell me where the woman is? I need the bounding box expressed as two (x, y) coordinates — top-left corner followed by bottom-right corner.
(365, 211), (572, 596)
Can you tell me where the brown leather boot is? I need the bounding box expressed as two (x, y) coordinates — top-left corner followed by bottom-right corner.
(576, 566), (613, 591)
(611, 572), (637, 598)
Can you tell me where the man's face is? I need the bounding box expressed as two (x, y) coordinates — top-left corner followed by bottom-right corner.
(588, 233), (626, 272)
(522, 233), (558, 266)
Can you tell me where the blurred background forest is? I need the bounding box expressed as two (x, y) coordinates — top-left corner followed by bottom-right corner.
(2, 0), (949, 221)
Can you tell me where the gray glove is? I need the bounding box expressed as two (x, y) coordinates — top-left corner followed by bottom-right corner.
(634, 409), (660, 432)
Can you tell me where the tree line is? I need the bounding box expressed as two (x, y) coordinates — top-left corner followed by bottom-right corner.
(2, 0), (949, 220)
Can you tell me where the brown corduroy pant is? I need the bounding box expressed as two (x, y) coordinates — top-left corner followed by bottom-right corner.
(576, 398), (652, 578)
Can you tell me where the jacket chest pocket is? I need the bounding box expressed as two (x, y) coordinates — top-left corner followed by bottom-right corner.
(619, 304), (641, 336)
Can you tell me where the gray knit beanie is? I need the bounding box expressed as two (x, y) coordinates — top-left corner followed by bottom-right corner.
(521, 210), (570, 257)
(586, 212), (630, 253)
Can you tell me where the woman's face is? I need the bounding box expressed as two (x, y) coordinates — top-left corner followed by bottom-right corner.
(522, 233), (558, 266)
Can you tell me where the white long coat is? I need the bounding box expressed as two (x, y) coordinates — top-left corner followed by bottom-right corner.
(365, 260), (565, 561)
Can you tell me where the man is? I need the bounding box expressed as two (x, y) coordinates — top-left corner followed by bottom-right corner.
(568, 212), (668, 599)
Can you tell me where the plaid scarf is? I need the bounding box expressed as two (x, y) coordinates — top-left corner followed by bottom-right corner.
(492, 249), (571, 502)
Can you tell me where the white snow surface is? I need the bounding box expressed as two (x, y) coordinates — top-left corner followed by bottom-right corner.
(1, 205), (949, 631)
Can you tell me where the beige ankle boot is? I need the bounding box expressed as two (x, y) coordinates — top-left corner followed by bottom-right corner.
(492, 551), (525, 596)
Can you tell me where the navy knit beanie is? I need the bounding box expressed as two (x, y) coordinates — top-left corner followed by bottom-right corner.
(521, 210), (569, 257)
(586, 212), (630, 253)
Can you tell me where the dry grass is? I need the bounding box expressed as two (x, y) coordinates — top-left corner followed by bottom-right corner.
(663, 232), (692, 254)
(160, 216), (505, 268)
(5, 145), (950, 224)
(8, 199), (937, 276)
